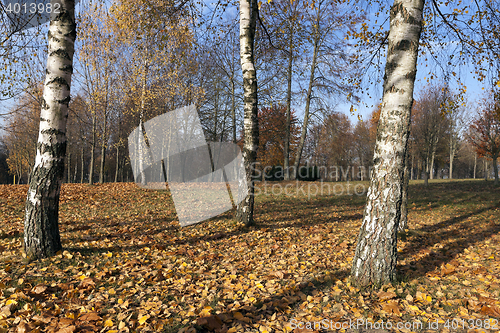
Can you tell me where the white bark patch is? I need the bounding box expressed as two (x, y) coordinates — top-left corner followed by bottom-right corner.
(28, 189), (41, 206)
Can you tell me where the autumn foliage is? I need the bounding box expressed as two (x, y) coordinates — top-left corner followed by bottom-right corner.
(1, 181), (500, 331)
(468, 95), (500, 184)
(238, 104), (300, 172)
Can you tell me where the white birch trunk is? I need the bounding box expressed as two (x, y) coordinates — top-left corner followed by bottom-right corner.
(23, 0), (76, 259)
(236, 0), (259, 226)
(351, 0), (424, 286)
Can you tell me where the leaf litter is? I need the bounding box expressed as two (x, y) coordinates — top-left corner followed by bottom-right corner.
(0, 180), (499, 332)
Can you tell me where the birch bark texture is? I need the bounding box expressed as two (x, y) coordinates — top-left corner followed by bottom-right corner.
(350, 0), (424, 286)
(236, 0), (259, 226)
(24, 0), (76, 259)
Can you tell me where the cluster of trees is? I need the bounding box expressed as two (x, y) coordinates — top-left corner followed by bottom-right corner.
(5, 82), (497, 185)
(1, 0), (500, 286)
(0, 0), (360, 185)
(251, 84), (499, 184)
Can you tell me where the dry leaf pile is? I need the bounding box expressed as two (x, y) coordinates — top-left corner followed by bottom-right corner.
(0, 180), (499, 332)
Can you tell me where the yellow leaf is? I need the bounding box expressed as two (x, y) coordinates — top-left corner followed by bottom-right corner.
(200, 306), (212, 317)
(106, 252), (113, 257)
(108, 288), (116, 295)
(408, 304), (419, 311)
(138, 315), (148, 325)
(118, 299), (123, 304)
(6, 300), (17, 306)
(104, 319), (113, 327)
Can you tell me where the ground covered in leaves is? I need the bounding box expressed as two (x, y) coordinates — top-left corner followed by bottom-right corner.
(1, 180), (500, 332)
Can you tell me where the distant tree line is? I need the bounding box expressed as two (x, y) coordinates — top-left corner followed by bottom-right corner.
(2, 81), (497, 185)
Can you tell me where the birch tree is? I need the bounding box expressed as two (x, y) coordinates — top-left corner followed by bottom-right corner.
(351, 0), (424, 286)
(236, 0), (259, 226)
(23, 0), (76, 259)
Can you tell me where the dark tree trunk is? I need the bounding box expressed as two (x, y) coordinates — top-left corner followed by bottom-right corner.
(80, 146), (84, 183)
(293, 10), (320, 180)
(283, 29), (293, 180)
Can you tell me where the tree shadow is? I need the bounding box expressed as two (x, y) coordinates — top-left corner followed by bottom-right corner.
(398, 202), (500, 278)
(188, 268), (351, 332)
(61, 190), (366, 254)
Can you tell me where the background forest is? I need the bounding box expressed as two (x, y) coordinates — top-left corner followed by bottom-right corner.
(1, 0), (499, 186)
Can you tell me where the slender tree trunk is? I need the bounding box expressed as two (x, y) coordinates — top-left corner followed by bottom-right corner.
(283, 29), (293, 181)
(89, 112), (96, 184)
(213, 84), (219, 142)
(485, 159), (488, 181)
(114, 146), (119, 183)
(139, 58), (149, 186)
(410, 153), (414, 180)
(23, 0), (76, 259)
(424, 156), (429, 186)
(293, 17), (319, 180)
(67, 153), (71, 183)
(430, 149), (435, 180)
(493, 156), (499, 185)
(449, 133), (454, 180)
(449, 153), (454, 179)
(73, 158), (77, 183)
(236, 0), (259, 226)
(99, 112), (107, 184)
(473, 153), (477, 179)
(99, 71), (109, 184)
(231, 78), (237, 143)
(351, 0), (424, 286)
(80, 146), (84, 183)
